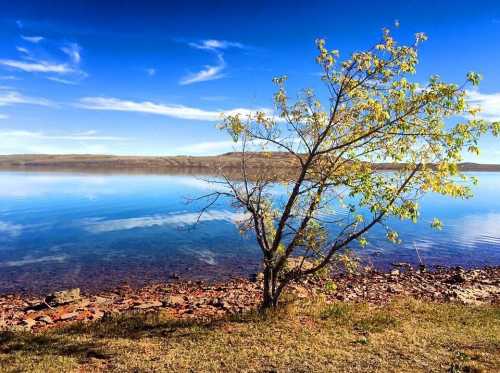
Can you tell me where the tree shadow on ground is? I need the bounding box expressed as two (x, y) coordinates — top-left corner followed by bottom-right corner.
(0, 307), (278, 363)
(0, 330), (112, 363)
(61, 307), (280, 340)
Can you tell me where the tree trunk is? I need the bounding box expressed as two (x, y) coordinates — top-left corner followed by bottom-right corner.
(261, 265), (279, 309)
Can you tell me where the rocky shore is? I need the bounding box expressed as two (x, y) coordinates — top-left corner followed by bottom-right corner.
(1, 266), (498, 332)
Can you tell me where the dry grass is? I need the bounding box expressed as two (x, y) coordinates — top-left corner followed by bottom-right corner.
(1, 297), (499, 372)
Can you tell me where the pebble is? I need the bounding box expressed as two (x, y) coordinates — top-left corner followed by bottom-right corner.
(390, 269), (400, 276)
(36, 315), (53, 324)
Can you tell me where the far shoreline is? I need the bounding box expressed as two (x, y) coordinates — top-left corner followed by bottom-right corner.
(1, 153), (500, 173)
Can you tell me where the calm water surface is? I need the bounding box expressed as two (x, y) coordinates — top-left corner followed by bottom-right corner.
(0, 171), (499, 295)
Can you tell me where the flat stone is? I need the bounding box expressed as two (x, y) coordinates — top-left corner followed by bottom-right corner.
(388, 284), (403, 293)
(210, 298), (231, 309)
(91, 310), (104, 319)
(46, 288), (80, 306)
(59, 311), (80, 320)
(76, 300), (90, 309)
(134, 301), (163, 309)
(392, 262), (412, 268)
(21, 318), (36, 328)
(93, 296), (111, 305)
(165, 295), (185, 306)
(447, 272), (467, 284)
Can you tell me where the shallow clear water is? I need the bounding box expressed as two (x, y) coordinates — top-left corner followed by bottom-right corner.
(0, 171), (499, 295)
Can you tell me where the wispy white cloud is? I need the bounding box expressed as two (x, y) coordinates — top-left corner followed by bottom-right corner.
(180, 53), (226, 85)
(0, 59), (75, 74)
(78, 130), (98, 135)
(0, 89), (53, 107)
(20, 35), (44, 43)
(146, 68), (156, 76)
(61, 42), (81, 64)
(0, 140), (114, 155)
(201, 95), (228, 101)
(1, 35), (86, 80)
(16, 46), (29, 55)
(181, 39), (245, 85)
(16, 20), (23, 29)
(188, 39), (245, 51)
(173, 140), (235, 155)
(466, 90), (500, 121)
(0, 129), (128, 156)
(172, 137), (286, 156)
(0, 75), (19, 80)
(47, 76), (79, 85)
(0, 114), (8, 119)
(76, 96), (273, 121)
(0, 129), (127, 141)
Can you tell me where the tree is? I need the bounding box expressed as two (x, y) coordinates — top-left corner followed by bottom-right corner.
(201, 28), (500, 309)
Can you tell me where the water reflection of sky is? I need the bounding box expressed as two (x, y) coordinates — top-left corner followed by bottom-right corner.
(0, 171), (499, 295)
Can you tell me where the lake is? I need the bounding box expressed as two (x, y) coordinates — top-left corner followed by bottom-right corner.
(0, 171), (499, 295)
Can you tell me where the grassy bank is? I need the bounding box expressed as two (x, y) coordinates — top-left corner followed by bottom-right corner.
(1, 297), (498, 372)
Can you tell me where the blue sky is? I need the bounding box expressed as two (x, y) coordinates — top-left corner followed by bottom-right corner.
(0, 0), (499, 161)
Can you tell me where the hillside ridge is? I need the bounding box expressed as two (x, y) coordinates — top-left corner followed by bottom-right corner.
(0, 153), (499, 172)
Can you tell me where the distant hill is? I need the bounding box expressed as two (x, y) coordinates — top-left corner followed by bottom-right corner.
(0, 153), (296, 172)
(0, 153), (499, 173)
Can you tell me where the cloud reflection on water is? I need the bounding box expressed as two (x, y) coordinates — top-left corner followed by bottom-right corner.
(0, 220), (23, 237)
(0, 254), (68, 267)
(82, 210), (248, 233)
